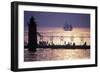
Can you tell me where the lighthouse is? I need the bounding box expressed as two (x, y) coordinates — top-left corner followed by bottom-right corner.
(28, 16), (37, 52)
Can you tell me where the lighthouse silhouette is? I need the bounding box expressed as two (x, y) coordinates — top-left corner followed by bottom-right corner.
(28, 16), (37, 52)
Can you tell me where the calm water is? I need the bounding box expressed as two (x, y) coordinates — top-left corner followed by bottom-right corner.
(24, 27), (90, 61)
(24, 48), (90, 61)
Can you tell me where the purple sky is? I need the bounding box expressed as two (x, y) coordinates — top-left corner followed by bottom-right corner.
(24, 11), (90, 28)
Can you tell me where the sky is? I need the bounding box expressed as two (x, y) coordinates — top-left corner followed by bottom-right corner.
(24, 11), (90, 28)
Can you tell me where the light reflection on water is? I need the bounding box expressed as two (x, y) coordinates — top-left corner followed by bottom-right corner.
(24, 48), (90, 61)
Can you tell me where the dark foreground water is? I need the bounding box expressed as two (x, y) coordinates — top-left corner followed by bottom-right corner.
(24, 48), (90, 62)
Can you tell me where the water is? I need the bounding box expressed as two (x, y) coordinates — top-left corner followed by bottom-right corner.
(24, 27), (90, 61)
(24, 48), (90, 61)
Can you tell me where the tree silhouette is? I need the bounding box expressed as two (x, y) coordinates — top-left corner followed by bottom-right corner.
(28, 16), (37, 52)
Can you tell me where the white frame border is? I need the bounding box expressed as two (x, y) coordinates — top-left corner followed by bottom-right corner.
(18, 5), (96, 69)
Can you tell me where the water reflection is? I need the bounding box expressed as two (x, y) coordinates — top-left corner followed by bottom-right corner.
(24, 48), (90, 61)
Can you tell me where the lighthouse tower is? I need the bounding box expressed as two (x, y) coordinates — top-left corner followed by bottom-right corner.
(28, 16), (37, 52)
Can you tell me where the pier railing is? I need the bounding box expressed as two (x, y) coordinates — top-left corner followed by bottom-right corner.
(25, 32), (90, 49)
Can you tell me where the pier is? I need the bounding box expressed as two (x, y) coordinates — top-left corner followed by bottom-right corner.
(25, 32), (90, 49)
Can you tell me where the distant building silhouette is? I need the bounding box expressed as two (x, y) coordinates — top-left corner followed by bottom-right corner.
(64, 21), (72, 31)
(28, 16), (37, 52)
